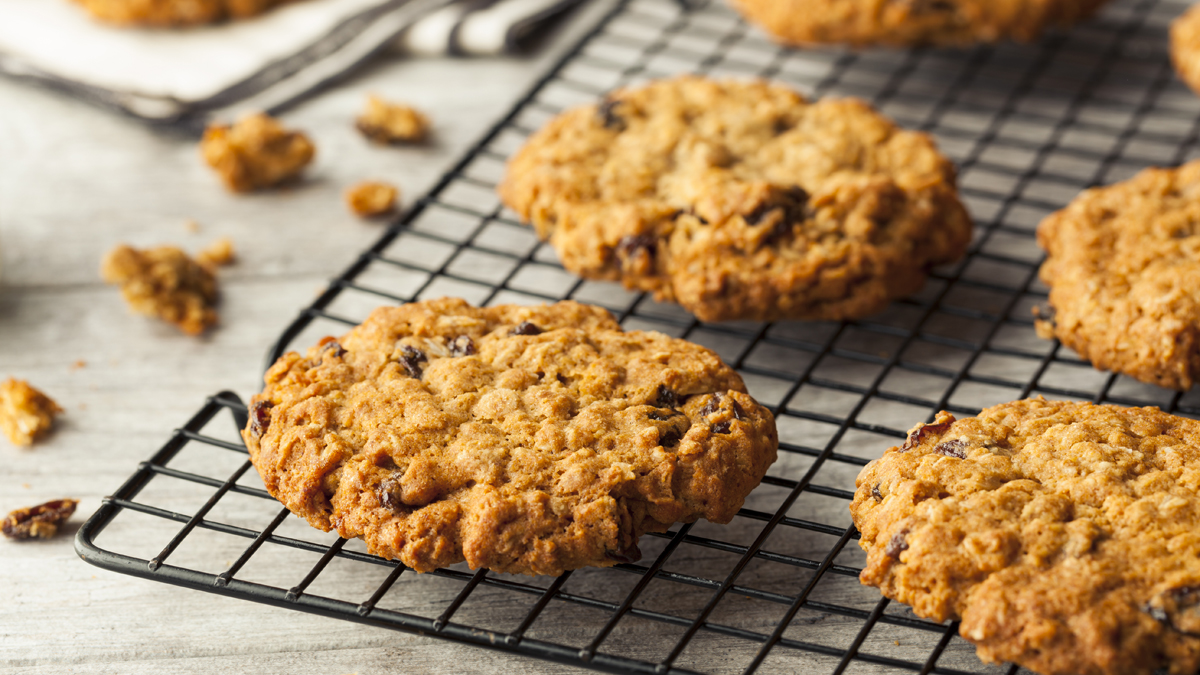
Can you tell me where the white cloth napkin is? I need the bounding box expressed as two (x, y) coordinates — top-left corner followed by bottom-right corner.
(0, 0), (582, 127)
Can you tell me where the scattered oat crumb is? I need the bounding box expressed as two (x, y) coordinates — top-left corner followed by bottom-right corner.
(0, 379), (63, 447)
(21, 484), (30, 490)
(101, 243), (220, 336)
(201, 113), (315, 192)
(345, 181), (399, 217)
(197, 237), (236, 268)
(356, 95), (430, 144)
(2, 499), (78, 540)
(185, 220), (201, 233)
(70, 360), (87, 370)
(894, 640), (900, 646)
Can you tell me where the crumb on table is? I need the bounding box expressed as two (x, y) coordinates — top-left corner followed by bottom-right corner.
(201, 113), (314, 192)
(197, 237), (236, 268)
(2, 499), (78, 540)
(101, 243), (222, 336)
(356, 95), (430, 144)
(345, 181), (399, 217)
(0, 379), (63, 446)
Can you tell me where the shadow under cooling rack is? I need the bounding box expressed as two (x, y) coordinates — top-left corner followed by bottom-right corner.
(77, 0), (1200, 673)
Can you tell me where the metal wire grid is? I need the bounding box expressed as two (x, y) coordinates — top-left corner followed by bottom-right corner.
(76, 0), (1200, 673)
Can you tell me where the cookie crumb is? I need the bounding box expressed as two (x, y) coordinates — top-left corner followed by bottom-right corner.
(201, 113), (314, 192)
(70, 360), (87, 370)
(185, 220), (201, 233)
(0, 379), (63, 446)
(101, 244), (220, 335)
(197, 237), (236, 268)
(2, 499), (78, 540)
(345, 181), (399, 217)
(356, 95), (430, 144)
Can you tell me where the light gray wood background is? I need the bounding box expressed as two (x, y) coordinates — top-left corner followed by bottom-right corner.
(7, 0), (1190, 672)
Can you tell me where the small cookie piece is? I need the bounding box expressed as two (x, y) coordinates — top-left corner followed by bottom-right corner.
(852, 399), (1200, 675)
(101, 243), (224, 335)
(732, 0), (1112, 47)
(1036, 161), (1200, 390)
(243, 298), (778, 575)
(345, 181), (399, 217)
(201, 113), (314, 193)
(498, 76), (972, 322)
(2, 499), (78, 540)
(1172, 4), (1200, 96)
(0, 379), (62, 446)
(197, 237), (236, 267)
(72, 0), (289, 26)
(356, 96), (430, 144)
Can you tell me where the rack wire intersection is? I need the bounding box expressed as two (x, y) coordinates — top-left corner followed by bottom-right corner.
(76, 0), (1200, 672)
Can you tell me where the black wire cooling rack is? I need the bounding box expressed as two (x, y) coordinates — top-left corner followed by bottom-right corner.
(76, 0), (1200, 673)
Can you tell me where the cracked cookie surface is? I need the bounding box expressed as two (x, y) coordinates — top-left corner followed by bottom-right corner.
(498, 76), (971, 323)
(852, 398), (1200, 675)
(731, 0), (1111, 47)
(243, 298), (778, 575)
(1036, 160), (1200, 390)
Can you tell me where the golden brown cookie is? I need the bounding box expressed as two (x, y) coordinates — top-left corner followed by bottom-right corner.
(851, 398), (1200, 675)
(73, 0), (292, 26)
(0, 379), (62, 447)
(1172, 4), (1200, 96)
(731, 0), (1112, 47)
(101, 242), (230, 336)
(498, 76), (972, 323)
(242, 298), (778, 575)
(201, 113), (314, 193)
(1035, 161), (1200, 390)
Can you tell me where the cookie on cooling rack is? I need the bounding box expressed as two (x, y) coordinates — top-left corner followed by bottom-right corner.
(851, 398), (1200, 675)
(1035, 160), (1200, 390)
(730, 0), (1112, 47)
(497, 76), (972, 323)
(1172, 4), (1200, 96)
(242, 298), (778, 576)
(73, 0), (292, 26)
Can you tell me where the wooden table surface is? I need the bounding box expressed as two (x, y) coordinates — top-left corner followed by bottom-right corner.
(0, 4), (642, 672)
(8, 0), (1149, 671)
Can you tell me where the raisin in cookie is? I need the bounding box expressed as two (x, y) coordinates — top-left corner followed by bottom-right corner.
(1036, 161), (1200, 390)
(73, 0), (291, 26)
(243, 298), (778, 575)
(1172, 4), (1200, 96)
(498, 77), (971, 323)
(852, 398), (1200, 675)
(731, 0), (1111, 48)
